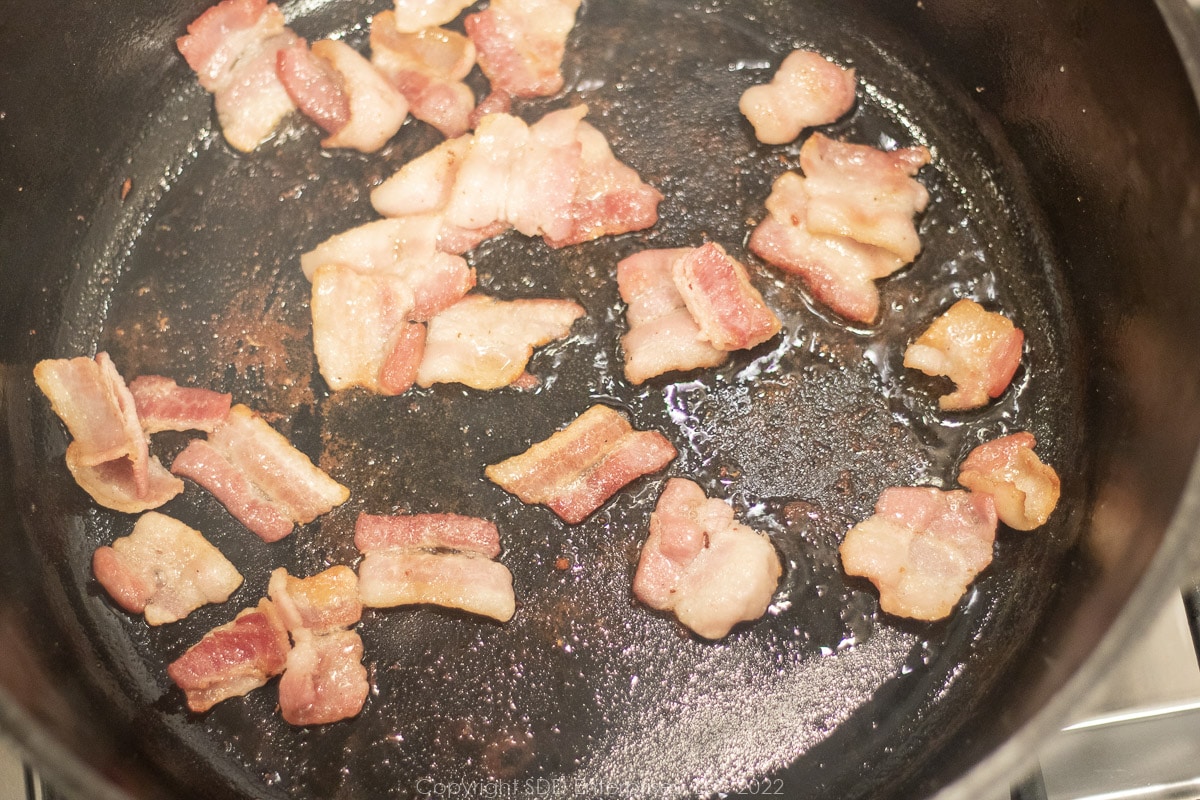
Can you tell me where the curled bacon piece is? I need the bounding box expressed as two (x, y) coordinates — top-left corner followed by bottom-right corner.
(739, 50), (857, 145)
(671, 243), (782, 352)
(958, 433), (1061, 531)
(486, 405), (677, 524)
(128, 375), (232, 434)
(464, 0), (581, 99)
(634, 479), (782, 640)
(839, 487), (997, 621)
(168, 599), (291, 713)
(617, 248), (728, 384)
(355, 513), (515, 622)
(93, 512), (243, 625)
(67, 447), (185, 515)
(903, 299), (1024, 410)
(268, 565), (362, 634)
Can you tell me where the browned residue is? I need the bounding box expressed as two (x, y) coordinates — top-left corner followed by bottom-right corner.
(120, 178), (132, 201)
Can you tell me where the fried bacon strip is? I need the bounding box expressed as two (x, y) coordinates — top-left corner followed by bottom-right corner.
(839, 487), (997, 621)
(464, 0), (581, 99)
(739, 50), (857, 145)
(392, 0), (477, 33)
(370, 11), (477, 139)
(355, 513), (515, 622)
(269, 566), (367, 726)
(92, 512), (242, 625)
(66, 447), (185, 514)
(168, 599), (291, 713)
(486, 405), (677, 524)
(958, 433), (1060, 531)
(128, 375), (232, 434)
(176, 0), (299, 152)
(671, 243), (782, 352)
(416, 294), (585, 390)
(617, 248), (728, 384)
(633, 479), (782, 639)
(171, 405), (350, 541)
(903, 299), (1024, 410)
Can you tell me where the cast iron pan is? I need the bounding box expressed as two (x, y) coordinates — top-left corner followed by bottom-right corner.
(4, 0), (1091, 797)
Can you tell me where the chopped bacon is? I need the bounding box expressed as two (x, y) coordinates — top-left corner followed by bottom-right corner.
(357, 549), (516, 622)
(299, 218), (476, 317)
(370, 11), (476, 139)
(278, 37), (410, 152)
(355, 512), (502, 558)
(798, 132), (932, 263)
(958, 433), (1061, 531)
(468, 90), (512, 129)
(903, 299), (1024, 410)
(168, 599), (291, 713)
(671, 243), (782, 352)
(279, 628), (369, 725)
(128, 375), (232, 434)
(311, 264), (426, 395)
(464, 0), (581, 98)
(633, 479), (782, 639)
(839, 487), (997, 621)
(416, 294), (585, 390)
(371, 136), (473, 219)
(617, 248), (728, 384)
(391, 0), (477, 33)
(177, 0), (299, 152)
(92, 512), (242, 625)
(66, 445), (184, 514)
(485, 405), (677, 524)
(749, 171), (904, 324)
(739, 50), (857, 145)
(268, 566), (362, 633)
(170, 405), (349, 540)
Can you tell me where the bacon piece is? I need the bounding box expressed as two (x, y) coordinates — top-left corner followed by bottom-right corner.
(749, 171), (903, 324)
(66, 444), (183, 514)
(355, 512), (502, 558)
(671, 243), (782, 352)
(392, 0), (477, 33)
(543, 122), (663, 248)
(371, 136), (473, 219)
(464, 0), (581, 98)
(128, 375), (232, 434)
(299, 218), (476, 317)
(167, 599), (291, 713)
(34, 356), (129, 465)
(279, 628), (369, 726)
(275, 39), (350, 135)
(311, 39), (410, 152)
(311, 264), (426, 395)
(268, 566), (362, 633)
(633, 479), (781, 639)
(739, 50), (857, 145)
(357, 549), (516, 622)
(171, 405), (349, 540)
(92, 512), (242, 625)
(839, 487), (997, 621)
(903, 299), (1024, 410)
(177, 0), (299, 152)
(798, 132), (932, 263)
(416, 294), (584, 390)
(617, 248), (728, 384)
(370, 11), (476, 139)
(958, 433), (1061, 531)
(485, 405), (677, 524)
(469, 89), (512, 129)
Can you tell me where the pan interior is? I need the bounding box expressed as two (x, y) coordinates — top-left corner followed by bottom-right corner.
(17, 0), (1083, 797)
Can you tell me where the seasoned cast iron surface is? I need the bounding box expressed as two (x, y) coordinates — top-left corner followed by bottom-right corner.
(14, 0), (1083, 797)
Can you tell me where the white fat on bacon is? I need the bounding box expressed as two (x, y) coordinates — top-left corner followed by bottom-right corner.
(171, 404), (350, 541)
(128, 375), (232, 434)
(277, 39), (409, 153)
(749, 171), (904, 324)
(486, 405), (677, 524)
(311, 264), (426, 395)
(176, 0), (299, 152)
(371, 11), (477, 139)
(958, 433), (1060, 531)
(739, 50), (857, 145)
(355, 513), (515, 622)
(66, 446), (185, 514)
(416, 294), (585, 390)
(92, 512), (242, 626)
(840, 487), (997, 621)
(269, 566), (368, 726)
(671, 243), (782, 352)
(464, 0), (581, 98)
(168, 599), (291, 713)
(634, 479), (782, 640)
(617, 248), (728, 384)
(903, 299), (1024, 411)
(392, 0), (477, 33)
